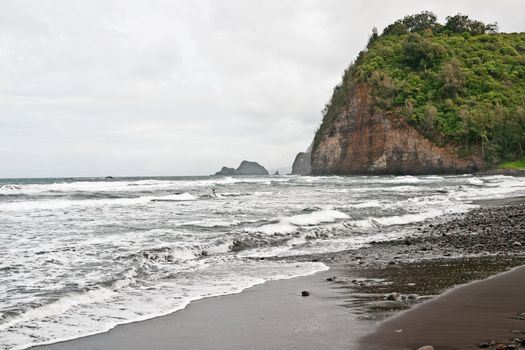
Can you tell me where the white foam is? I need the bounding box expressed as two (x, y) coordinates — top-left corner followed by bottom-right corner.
(0, 196), (155, 211)
(3, 174), (525, 350)
(156, 193), (196, 201)
(3, 260), (328, 350)
(249, 209), (349, 235)
(467, 178), (484, 185)
(347, 200), (383, 208)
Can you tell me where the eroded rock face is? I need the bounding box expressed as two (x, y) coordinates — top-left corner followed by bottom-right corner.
(214, 161), (269, 176)
(291, 152), (312, 175)
(312, 85), (483, 175)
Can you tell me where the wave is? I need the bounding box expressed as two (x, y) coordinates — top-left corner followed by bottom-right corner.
(151, 193), (196, 201)
(0, 267), (140, 333)
(247, 208), (349, 235)
(3, 261), (328, 350)
(0, 196), (155, 211)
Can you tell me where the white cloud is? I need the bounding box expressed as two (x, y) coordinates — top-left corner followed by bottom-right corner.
(0, 0), (523, 177)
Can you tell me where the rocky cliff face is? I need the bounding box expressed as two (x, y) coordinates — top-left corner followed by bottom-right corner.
(291, 152), (311, 175)
(312, 85), (483, 175)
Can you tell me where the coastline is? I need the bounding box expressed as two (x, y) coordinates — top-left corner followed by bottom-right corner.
(30, 270), (371, 350)
(29, 196), (525, 350)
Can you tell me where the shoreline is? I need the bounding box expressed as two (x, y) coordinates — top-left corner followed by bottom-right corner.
(30, 269), (371, 350)
(29, 196), (525, 350)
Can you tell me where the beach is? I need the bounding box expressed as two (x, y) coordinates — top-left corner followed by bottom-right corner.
(29, 196), (525, 350)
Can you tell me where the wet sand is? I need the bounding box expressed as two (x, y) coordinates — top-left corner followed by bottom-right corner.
(362, 265), (525, 350)
(31, 271), (370, 350)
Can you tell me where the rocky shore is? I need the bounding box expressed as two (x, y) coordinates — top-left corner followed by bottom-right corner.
(324, 202), (525, 349)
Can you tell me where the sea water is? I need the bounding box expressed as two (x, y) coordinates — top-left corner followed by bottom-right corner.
(1, 174), (525, 349)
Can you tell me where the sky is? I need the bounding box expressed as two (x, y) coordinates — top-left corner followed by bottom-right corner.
(1, 0), (524, 177)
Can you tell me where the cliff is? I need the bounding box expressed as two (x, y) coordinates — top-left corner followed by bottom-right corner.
(308, 12), (525, 175)
(291, 152), (312, 175)
(312, 85), (482, 174)
(214, 161), (269, 176)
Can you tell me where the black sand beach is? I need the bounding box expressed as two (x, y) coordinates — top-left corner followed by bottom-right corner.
(31, 271), (369, 350)
(31, 198), (525, 350)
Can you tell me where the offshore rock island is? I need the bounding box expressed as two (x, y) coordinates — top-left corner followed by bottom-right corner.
(298, 12), (525, 175)
(214, 160), (269, 176)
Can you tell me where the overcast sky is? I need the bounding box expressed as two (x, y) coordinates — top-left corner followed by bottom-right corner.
(1, 0), (524, 177)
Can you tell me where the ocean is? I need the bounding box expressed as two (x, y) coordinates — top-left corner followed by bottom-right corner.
(1, 174), (525, 350)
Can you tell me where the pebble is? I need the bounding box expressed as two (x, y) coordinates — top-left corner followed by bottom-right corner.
(512, 241), (522, 247)
(416, 346), (434, 350)
(478, 342), (489, 348)
(407, 294), (418, 301)
(385, 292), (400, 301)
(301, 291), (310, 297)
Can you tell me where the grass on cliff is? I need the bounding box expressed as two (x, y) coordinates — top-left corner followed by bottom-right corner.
(314, 12), (525, 165)
(498, 158), (525, 170)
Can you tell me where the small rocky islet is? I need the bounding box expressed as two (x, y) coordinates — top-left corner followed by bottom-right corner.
(214, 160), (269, 176)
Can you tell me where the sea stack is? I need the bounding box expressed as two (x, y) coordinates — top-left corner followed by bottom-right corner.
(214, 161), (269, 176)
(291, 152), (312, 175)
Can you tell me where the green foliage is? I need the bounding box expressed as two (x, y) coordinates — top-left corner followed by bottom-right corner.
(444, 13), (498, 35)
(313, 12), (525, 164)
(439, 58), (465, 98)
(403, 33), (445, 69)
(498, 158), (525, 169)
(383, 11), (439, 35)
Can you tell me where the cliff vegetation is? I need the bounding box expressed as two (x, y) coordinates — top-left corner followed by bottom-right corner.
(314, 12), (525, 165)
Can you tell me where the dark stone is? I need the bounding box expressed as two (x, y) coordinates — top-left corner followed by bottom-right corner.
(301, 291), (310, 297)
(478, 343), (489, 348)
(385, 292), (400, 301)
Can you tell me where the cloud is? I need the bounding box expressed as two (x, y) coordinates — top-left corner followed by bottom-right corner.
(0, 0), (523, 177)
